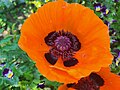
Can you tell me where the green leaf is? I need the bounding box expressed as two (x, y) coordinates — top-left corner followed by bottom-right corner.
(0, 77), (3, 85)
(2, 44), (18, 51)
(0, 36), (12, 45)
(0, 28), (4, 34)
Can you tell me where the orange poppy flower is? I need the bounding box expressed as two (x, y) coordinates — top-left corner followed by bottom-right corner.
(18, 0), (113, 83)
(58, 67), (120, 90)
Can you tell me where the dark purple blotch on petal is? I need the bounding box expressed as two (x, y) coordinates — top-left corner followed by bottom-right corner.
(90, 73), (104, 86)
(67, 83), (76, 88)
(66, 73), (104, 90)
(69, 35), (81, 51)
(44, 31), (59, 46)
(45, 53), (58, 65)
(63, 58), (78, 67)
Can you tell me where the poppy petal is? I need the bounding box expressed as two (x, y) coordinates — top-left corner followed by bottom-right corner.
(58, 67), (120, 90)
(98, 68), (120, 90)
(18, 0), (113, 83)
(18, 14), (49, 54)
(27, 50), (78, 83)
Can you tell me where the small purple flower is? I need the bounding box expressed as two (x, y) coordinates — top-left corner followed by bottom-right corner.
(94, 3), (101, 11)
(113, 49), (120, 66)
(115, 52), (120, 66)
(109, 28), (116, 36)
(112, 20), (117, 23)
(104, 20), (110, 26)
(111, 39), (117, 43)
(113, 0), (119, 2)
(37, 82), (45, 89)
(0, 62), (5, 67)
(113, 49), (120, 58)
(101, 6), (109, 15)
(3, 68), (14, 79)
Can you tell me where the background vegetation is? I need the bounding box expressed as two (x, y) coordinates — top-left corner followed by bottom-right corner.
(0, 0), (120, 90)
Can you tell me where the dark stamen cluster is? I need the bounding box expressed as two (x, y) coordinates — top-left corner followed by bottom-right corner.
(44, 30), (81, 67)
(67, 73), (104, 90)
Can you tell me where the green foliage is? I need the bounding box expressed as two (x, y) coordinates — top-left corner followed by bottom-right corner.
(0, 0), (120, 89)
(0, 0), (60, 89)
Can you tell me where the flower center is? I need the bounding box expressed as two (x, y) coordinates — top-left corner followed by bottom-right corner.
(54, 36), (71, 51)
(44, 30), (81, 67)
(67, 73), (104, 90)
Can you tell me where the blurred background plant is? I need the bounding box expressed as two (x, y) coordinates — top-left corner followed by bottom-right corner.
(0, 0), (120, 90)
